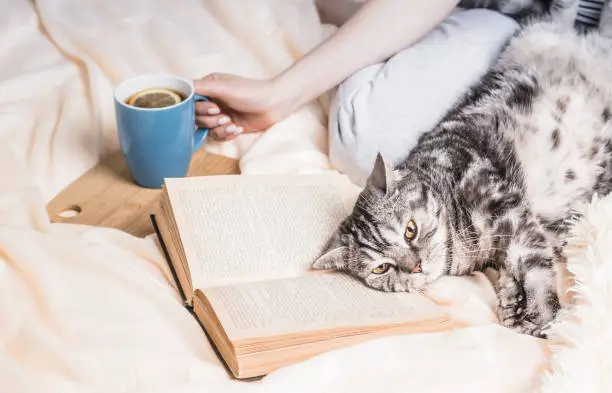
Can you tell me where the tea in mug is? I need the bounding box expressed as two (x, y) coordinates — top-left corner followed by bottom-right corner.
(125, 87), (186, 109)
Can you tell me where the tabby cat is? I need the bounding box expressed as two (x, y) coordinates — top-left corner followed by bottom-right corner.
(312, 0), (612, 338)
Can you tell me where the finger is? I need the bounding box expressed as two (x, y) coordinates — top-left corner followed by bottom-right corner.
(224, 124), (244, 136)
(194, 73), (230, 98)
(210, 125), (231, 140)
(215, 131), (239, 142)
(195, 100), (221, 116)
(196, 114), (231, 130)
(210, 123), (243, 141)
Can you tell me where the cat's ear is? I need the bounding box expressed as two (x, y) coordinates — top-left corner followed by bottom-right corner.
(367, 152), (391, 195)
(312, 244), (347, 270)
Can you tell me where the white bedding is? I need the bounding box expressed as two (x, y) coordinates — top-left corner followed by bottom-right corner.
(0, 1), (606, 392)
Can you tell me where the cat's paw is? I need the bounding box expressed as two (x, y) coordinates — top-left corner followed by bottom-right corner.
(496, 288), (526, 328)
(507, 319), (550, 338)
(496, 271), (524, 318)
(496, 280), (551, 339)
(495, 271), (546, 338)
(403, 272), (429, 294)
(497, 301), (549, 338)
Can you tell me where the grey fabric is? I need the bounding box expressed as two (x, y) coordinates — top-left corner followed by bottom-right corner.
(328, 8), (520, 186)
(577, 0), (605, 26)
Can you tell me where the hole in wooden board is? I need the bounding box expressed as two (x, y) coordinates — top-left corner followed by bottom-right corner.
(58, 205), (82, 218)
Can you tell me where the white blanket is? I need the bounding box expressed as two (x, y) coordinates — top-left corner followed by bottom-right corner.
(0, 1), (606, 392)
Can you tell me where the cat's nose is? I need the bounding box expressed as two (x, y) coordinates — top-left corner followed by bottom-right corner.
(411, 262), (422, 274)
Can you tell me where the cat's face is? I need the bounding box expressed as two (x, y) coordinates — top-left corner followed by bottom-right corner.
(312, 154), (450, 292)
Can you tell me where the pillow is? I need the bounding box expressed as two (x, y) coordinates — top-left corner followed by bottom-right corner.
(328, 8), (520, 186)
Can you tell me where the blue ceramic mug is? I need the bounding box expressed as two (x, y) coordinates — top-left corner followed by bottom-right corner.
(114, 74), (208, 189)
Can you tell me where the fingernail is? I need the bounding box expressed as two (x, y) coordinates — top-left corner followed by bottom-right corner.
(207, 107), (220, 115)
(226, 125), (238, 133)
(218, 116), (230, 125)
(235, 126), (243, 134)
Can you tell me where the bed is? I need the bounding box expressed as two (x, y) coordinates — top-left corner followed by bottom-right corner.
(1, 1), (609, 392)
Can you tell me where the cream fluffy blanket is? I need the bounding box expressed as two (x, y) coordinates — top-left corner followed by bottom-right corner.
(0, 1), (609, 392)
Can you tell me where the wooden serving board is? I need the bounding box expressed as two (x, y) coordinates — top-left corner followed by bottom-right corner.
(46, 149), (240, 237)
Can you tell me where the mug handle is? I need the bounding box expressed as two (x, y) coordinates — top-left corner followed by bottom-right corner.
(193, 94), (210, 152)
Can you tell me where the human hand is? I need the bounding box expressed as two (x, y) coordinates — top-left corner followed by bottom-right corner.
(194, 73), (293, 141)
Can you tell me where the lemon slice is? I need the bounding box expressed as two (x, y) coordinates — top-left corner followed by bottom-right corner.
(127, 88), (183, 108)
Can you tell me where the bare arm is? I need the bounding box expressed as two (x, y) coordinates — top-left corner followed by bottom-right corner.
(275, 0), (460, 112)
(195, 0), (459, 140)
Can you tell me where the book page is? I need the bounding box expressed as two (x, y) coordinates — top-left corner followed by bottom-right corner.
(200, 273), (447, 341)
(165, 173), (361, 289)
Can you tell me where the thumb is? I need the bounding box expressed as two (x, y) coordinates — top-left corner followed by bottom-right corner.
(193, 73), (231, 100)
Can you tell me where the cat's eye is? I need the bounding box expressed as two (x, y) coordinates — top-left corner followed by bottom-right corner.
(405, 219), (418, 241)
(371, 263), (391, 275)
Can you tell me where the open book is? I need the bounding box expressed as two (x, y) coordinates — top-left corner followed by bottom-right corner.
(152, 173), (453, 379)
